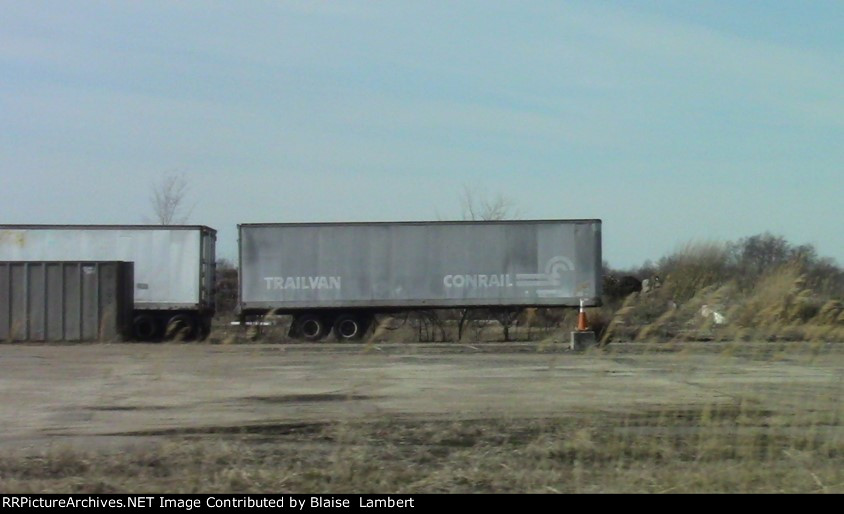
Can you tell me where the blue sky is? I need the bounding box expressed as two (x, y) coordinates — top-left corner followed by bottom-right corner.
(2, 1), (842, 268)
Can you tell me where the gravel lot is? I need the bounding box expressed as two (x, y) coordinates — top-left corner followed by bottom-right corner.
(2, 341), (842, 453)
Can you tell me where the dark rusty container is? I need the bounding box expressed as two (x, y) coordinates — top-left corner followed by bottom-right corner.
(0, 261), (134, 341)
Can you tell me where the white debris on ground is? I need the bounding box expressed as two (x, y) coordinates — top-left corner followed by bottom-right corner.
(700, 305), (727, 325)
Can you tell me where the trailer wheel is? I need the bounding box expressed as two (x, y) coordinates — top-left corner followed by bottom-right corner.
(294, 314), (328, 341)
(166, 314), (196, 341)
(334, 315), (364, 341)
(132, 315), (159, 341)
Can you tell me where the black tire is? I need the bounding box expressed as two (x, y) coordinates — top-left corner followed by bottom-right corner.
(294, 314), (328, 341)
(334, 314), (364, 341)
(166, 314), (197, 341)
(132, 314), (159, 341)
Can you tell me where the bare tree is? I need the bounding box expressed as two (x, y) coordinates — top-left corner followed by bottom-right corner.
(459, 184), (521, 221)
(214, 258), (239, 315)
(150, 172), (192, 225)
(456, 185), (523, 341)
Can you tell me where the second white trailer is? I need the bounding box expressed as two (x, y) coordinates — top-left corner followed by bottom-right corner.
(0, 225), (216, 340)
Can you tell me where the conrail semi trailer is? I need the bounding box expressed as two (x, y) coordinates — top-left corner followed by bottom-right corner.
(0, 225), (216, 340)
(238, 219), (602, 340)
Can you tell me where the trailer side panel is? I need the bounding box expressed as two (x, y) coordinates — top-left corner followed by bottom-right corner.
(239, 220), (601, 311)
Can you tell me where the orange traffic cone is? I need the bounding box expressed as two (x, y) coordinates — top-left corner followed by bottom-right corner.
(577, 299), (589, 331)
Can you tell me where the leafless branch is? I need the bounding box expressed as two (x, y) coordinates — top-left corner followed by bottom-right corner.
(151, 172), (192, 225)
(459, 184), (521, 221)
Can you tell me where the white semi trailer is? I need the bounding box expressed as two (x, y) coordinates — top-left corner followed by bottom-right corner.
(238, 219), (602, 340)
(0, 225), (216, 340)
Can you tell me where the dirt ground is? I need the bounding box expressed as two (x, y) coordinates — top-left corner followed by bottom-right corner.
(2, 340), (843, 455)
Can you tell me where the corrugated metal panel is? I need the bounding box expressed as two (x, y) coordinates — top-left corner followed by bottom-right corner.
(239, 219), (602, 310)
(0, 226), (215, 313)
(0, 261), (133, 342)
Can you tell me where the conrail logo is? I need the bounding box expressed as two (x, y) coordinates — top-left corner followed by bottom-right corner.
(516, 256), (575, 297)
(443, 274), (514, 288)
(264, 276), (341, 290)
(444, 256), (575, 297)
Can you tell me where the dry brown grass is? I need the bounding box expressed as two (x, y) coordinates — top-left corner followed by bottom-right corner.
(3, 411), (843, 493)
(598, 261), (843, 344)
(2, 342), (844, 494)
